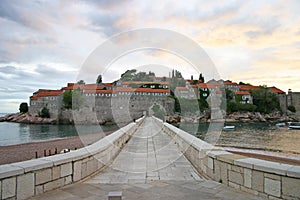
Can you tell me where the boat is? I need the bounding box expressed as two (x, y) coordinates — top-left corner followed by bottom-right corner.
(288, 122), (300, 130)
(288, 125), (300, 130)
(276, 122), (286, 127)
(223, 125), (235, 130)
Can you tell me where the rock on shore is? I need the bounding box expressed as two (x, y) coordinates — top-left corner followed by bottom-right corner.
(166, 111), (298, 123)
(0, 113), (57, 124)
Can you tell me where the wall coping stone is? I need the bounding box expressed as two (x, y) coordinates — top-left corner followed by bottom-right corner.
(207, 151), (232, 159)
(234, 157), (262, 169)
(0, 164), (24, 179)
(11, 159), (53, 173)
(42, 153), (77, 166)
(164, 122), (214, 151)
(286, 165), (300, 178)
(253, 160), (293, 176)
(216, 154), (247, 164)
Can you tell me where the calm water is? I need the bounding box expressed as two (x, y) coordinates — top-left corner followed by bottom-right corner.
(0, 113), (119, 146)
(177, 122), (300, 157)
(1, 112), (299, 157)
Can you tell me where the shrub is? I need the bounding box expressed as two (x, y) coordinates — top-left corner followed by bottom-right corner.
(288, 105), (296, 113)
(19, 102), (28, 113)
(39, 107), (50, 118)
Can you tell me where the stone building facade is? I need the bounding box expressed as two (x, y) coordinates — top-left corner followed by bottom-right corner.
(287, 90), (300, 117)
(29, 82), (174, 124)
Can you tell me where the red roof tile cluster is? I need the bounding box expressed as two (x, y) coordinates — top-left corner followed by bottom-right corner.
(121, 81), (169, 85)
(199, 83), (217, 89)
(85, 87), (170, 94)
(134, 88), (170, 93)
(175, 87), (188, 91)
(215, 90), (222, 95)
(239, 85), (260, 91)
(235, 91), (251, 95)
(30, 90), (62, 101)
(268, 87), (285, 94)
(224, 81), (238, 85)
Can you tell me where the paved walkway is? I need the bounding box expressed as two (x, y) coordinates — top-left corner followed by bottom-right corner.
(29, 117), (266, 200)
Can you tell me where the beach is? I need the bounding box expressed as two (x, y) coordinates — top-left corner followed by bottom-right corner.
(1, 130), (300, 166)
(0, 131), (113, 165)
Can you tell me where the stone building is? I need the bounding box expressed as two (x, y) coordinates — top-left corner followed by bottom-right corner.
(29, 89), (63, 118)
(29, 81), (174, 124)
(287, 89), (300, 117)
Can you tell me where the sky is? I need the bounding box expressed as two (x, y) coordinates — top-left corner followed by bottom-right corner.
(0, 0), (300, 113)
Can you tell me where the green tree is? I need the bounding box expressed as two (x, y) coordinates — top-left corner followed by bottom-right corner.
(174, 97), (181, 113)
(288, 105), (296, 113)
(198, 98), (209, 112)
(63, 91), (73, 109)
(77, 80), (85, 84)
(199, 73), (205, 83)
(120, 69), (137, 81)
(19, 102), (28, 113)
(39, 107), (50, 118)
(250, 87), (281, 113)
(63, 89), (83, 110)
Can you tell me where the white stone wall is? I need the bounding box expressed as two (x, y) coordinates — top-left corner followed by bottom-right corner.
(154, 117), (300, 200)
(0, 117), (144, 200)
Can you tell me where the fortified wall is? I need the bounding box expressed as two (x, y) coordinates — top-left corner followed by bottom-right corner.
(57, 94), (174, 124)
(287, 91), (300, 118)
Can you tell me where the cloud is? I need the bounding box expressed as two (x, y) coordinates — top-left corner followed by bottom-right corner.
(1, 0), (300, 112)
(0, 0), (52, 31)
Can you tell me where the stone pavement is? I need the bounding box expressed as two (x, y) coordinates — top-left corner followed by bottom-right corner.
(29, 118), (266, 200)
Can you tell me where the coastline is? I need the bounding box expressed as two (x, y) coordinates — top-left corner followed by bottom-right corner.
(166, 111), (299, 124)
(1, 129), (300, 166)
(0, 130), (114, 165)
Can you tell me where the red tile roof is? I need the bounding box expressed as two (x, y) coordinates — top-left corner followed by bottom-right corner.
(188, 85), (198, 88)
(85, 90), (113, 94)
(175, 87), (188, 91)
(268, 87), (285, 94)
(36, 90), (62, 97)
(224, 81), (238, 85)
(30, 96), (39, 101)
(199, 83), (217, 89)
(121, 81), (169, 85)
(135, 88), (170, 93)
(30, 90), (62, 101)
(84, 87), (170, 94)
(215, 90), (223, 94)
(239, 85), (260, 91)
(235, 91), (251, 95)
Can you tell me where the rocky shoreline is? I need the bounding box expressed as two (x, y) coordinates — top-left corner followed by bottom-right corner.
(166, 111), (299, 123)
(1, 111), (299, 125)
(0, 113), (57, 124)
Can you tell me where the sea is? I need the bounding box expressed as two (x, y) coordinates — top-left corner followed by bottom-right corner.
(177, 122), (300, 158)
(0, 113), (299, 158)
(0, 113), (118, 146)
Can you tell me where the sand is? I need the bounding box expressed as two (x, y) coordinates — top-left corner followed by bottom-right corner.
(1, 131), (299, 166)
(0, 131), (113, 165)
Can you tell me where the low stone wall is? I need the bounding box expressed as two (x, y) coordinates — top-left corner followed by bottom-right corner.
(0, 116), (144, 200)
(153, 117), (300, 200)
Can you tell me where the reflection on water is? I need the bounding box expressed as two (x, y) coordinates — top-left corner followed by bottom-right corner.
(177, 122), (300, 157)
(0, 122), (119, 146)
